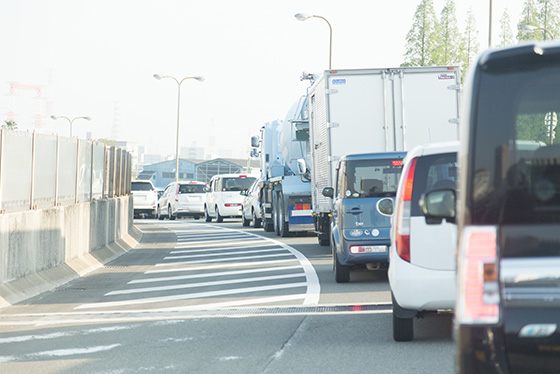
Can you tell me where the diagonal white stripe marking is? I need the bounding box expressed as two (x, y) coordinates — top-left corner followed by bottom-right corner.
(175, 239), (269, 248)
(130, 265), (302, 284)
(75, 283), (308, 310)
(145, 259), (298, 274)
(170, 243), (279, 255)
(163, 248), (286, 260)
(149, 294), (308, 312)
(155, 253), (293, 267)
(106, 273), (305, 296)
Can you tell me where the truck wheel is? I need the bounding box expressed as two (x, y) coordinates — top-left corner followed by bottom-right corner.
(334, 251), (350, 283)
(216, 206), (224, 223)
(318, 236), (330, 246)
(273, 198), (280, 236)
(242, 213), (250, 226)
(169, 206), (176, 220)
(264, 220), (274, 232)
(204, 206), (212, 222)
(278, 194), (289, 237)
(253, 210), (262, 228)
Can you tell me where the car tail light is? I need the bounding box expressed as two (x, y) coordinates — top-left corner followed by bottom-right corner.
(456, 226), (500, 325)
(395, 157), (417, 262)
(225, 203), (241, 207)
(294, 203), (311, 210)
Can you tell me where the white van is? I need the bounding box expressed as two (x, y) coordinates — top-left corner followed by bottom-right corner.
(204, 174), (258, 222)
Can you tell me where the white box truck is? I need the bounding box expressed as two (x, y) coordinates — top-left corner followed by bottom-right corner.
(306, 66), (461, 280)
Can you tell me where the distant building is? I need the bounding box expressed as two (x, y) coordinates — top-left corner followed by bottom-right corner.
(137, 157), (259, 188)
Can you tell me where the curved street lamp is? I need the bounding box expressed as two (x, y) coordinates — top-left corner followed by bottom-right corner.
(520, 24), (555, 40)
(295, 13), (333, 70)
(50, 115), (91, 138)
(153, 74), (205, 182)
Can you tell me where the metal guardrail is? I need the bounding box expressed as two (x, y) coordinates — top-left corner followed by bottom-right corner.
(0, 129), (131, 213)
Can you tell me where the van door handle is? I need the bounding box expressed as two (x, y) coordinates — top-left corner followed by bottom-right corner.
(346, 208), (363, 214)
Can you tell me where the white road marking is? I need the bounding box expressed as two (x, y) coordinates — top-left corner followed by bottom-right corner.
(163, 247), (286, 260)
(175, 239), (269, 248)
(169, 243), (278, 254)
(155, 253), (294, 267)
(75, 283), (308, 310)
(106, 273), (305, 296)
(129, 265), (302, 284)
(145, 259), (298, 274)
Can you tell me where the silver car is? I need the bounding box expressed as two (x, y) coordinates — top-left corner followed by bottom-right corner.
(131, 180), (158, 218)
(157, 181), (207, 220)
(241, 178), (263, 228)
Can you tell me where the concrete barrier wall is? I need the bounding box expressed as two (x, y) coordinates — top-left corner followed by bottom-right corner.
(0, 195), (139, 308)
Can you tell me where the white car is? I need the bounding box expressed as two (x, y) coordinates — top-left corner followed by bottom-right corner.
(389, 141), (459, 341)
(241, 178), (263, 228)
(157, 181), (207, 220)
(131, 180), (158, 218)
(204, 173), (258, 222)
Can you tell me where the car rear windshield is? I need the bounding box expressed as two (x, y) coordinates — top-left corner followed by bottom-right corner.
(471, 55), (560, 224)
(131, 182), (153, 191)
(179, 184), (206, 194)
(410, 152), (457, 216)
(221, 177), (256, 192)
(338, 159), (403, 198)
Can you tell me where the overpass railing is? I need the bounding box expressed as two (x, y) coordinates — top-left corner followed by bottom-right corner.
(0, 129), (131, 213)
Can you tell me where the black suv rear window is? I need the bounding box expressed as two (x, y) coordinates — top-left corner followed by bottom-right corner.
(132, 182), (153, 191)
(471, 56), (560, 224)
(410, 153), (457, 216)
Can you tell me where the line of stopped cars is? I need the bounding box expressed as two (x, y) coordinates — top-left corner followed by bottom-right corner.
(131, 41), (560, 372)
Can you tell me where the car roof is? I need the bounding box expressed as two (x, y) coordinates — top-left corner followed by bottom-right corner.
(405, 141), (460, 159)
(341, 151), (407, 161)
(210, 174), (259, 180)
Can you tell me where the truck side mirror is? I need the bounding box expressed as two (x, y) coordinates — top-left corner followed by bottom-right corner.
(376, 198), (394, 216)
(251, 136), (260, 148)
(322, 187), (334, 198)
(420, 188), (456, 224)
(250, 148), (259, 158)
(296, 159), (307, 175)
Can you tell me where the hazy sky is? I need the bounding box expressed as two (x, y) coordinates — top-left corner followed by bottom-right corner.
(1, 0), (525, 159)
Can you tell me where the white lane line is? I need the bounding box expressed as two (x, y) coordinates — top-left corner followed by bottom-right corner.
(106, 273), (306, 296)
(75, 282), (308, 310)
(146, 294), (308, 312)
(130, 265), (302, 284)
(176, 232), (246, 238)
(144, 258), (298, 274)
(177, 234), (250, 241)
(170, 243), (278, 255)
(163, 247), (286, 260)
(0, 344), (122, 362)
(155, 253), (294, 267)
(146, 259), (298, 274)
(175, 239), (268, 248)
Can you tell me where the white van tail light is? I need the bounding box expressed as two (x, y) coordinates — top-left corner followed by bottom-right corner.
(395, 157), (417, 262)
(456, 226), (500, 324)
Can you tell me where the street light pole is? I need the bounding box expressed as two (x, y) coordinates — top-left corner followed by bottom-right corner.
(295, 13), (333, 70)
(153, 74), (204, 182)
(520, 24), (555, 40)
(50, 115), (91, 138)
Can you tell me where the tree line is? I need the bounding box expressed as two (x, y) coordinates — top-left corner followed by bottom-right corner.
(402, 0), (560, 75)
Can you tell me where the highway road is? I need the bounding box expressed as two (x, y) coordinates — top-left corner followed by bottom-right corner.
(0, 218), (454, 374)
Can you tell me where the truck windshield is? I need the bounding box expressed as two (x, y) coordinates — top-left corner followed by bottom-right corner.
(340, 159), (402, 198)
(471, 56), (560, 224)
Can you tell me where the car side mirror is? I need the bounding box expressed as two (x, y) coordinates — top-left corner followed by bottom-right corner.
(203, 187), (210, 193)
(420, 188), (456, 224)
(322, 187), (334, 198)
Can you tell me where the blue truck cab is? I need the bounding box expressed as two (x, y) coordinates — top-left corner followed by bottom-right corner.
(323, 152), (405, 283)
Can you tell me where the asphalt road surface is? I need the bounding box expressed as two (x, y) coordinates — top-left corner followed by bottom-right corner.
(0, 218), (454, 374)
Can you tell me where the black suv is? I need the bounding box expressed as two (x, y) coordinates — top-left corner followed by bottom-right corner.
(423, 42), (560, 373)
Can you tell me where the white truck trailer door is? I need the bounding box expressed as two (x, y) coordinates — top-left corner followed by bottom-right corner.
(392, 68), (460, 150)
(327, 72), (387, 158)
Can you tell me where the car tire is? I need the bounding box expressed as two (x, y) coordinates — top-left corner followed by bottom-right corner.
(334, 251), (350, 283)
(157, 206), (164, 220)
(216, 206), (224, 223)
(242, 213), (250, 226)
(204, 206), (212, 222)
(169, 206), (176, 220)
(194, 215), (201, 220)
(253, 210), (262, 228)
